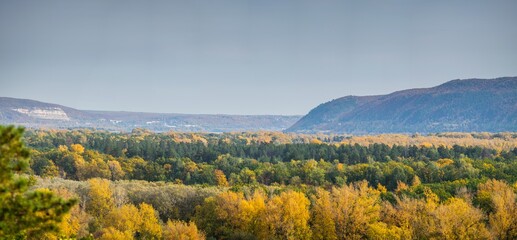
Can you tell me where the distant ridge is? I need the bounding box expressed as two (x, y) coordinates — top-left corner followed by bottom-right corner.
(287, 77), (517, 134)
(0, 97), (301, 132)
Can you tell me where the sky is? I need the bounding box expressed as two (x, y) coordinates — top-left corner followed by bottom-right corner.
(1, 0), (517, 115)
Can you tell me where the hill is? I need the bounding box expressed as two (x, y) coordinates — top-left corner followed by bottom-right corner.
(0, 97), (300, 132)
(287, 77), (517, 133)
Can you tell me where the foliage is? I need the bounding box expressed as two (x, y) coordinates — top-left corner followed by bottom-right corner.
(0, 126), (76, 239)
(24, 129), (517, 193)
(6, 127), (517, 239)
(163, 220), (205, 240)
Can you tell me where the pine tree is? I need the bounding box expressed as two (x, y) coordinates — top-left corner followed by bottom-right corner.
(0, 125), (76, 238)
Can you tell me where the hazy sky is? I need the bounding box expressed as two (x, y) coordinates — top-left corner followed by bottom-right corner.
(1, 0), (516, 115)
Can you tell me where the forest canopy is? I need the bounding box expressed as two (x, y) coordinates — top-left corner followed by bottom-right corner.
(2, 127), (517, 239)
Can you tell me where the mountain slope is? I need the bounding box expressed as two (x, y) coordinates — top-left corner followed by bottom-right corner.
(0, 97), (301, 132)
(287, 77), (517, 133)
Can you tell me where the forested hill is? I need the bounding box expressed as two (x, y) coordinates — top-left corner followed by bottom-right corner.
(288, 77), (517, 134)
(0, 97), (301, 132)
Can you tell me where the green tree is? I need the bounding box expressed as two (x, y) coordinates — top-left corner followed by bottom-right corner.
(0, 125), (76, 238)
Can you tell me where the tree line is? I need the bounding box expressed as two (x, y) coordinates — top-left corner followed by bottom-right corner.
(2, 126), (517, 239)
(26, 130), (517, 197)
(32, 173), (517, 240)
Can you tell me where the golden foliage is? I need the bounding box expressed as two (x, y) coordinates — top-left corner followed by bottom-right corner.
(104, 204), (141, 235)
(214, 170), (229, 187)
(395, 181), (409, 193)
(58, 145), (68, 152)
(163, 220), (205, 240)
(343, 133), (517, 150)
(433, 198), (490, 239)
(108, 160), (125, 180)
(260, 191), (312, 240)
(332, 181), (381, 239)
(51, 188), (91, 238)
(100, 227), (133, 240)
(70, 144), (85, 154)
(367, 222), (404, 240)
(138, 203), (163, 239)
(478, 179), (517, 239)
(239, 191), (266, 235)
(436, 158), (454, 168)
(86, 178), (115, 222)
(411, 175), (421, 187)
(311, 188), (337, 240)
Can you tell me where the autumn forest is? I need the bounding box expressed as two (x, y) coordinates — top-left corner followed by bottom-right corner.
(1, 126), (517, 239)
(3, 0), (517, 239)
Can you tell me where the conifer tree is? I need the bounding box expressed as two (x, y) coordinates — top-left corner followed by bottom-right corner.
(0, 125), (76, 238)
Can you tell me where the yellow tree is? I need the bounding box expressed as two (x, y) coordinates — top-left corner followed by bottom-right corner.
(196, 190), (267, 238)
(204, 191), (252, 238)
(379, 200), (414, 239)
(218, 191), (246, 226)
(214, 169), (229, 187)
(332, 181), (381, 239)
(239, 191), (266, 236)
(259, 191), (311, 240)
(411, 175), (421, 187)
(382, 187), (440, 239)
(70, 143), (85, 154)
(108, 160), (125, 181)
(86, 178), (115, 224)
(477, 179), (517, 239)
(163, 220), (205, 240)
(433, 197), (489, 239)
(77, 157), (111, 180)
(51, 188), (91, 239)
(102, 202), (162, 240)
(103, 204), (141, 238)
(367, 221), (405, 240)
(310, 188), (337, 240)
(100, 227), (133, 240)
(138, 203), (163, 239)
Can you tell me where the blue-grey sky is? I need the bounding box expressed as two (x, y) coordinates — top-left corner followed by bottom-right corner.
(1, 0), (516, 115)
